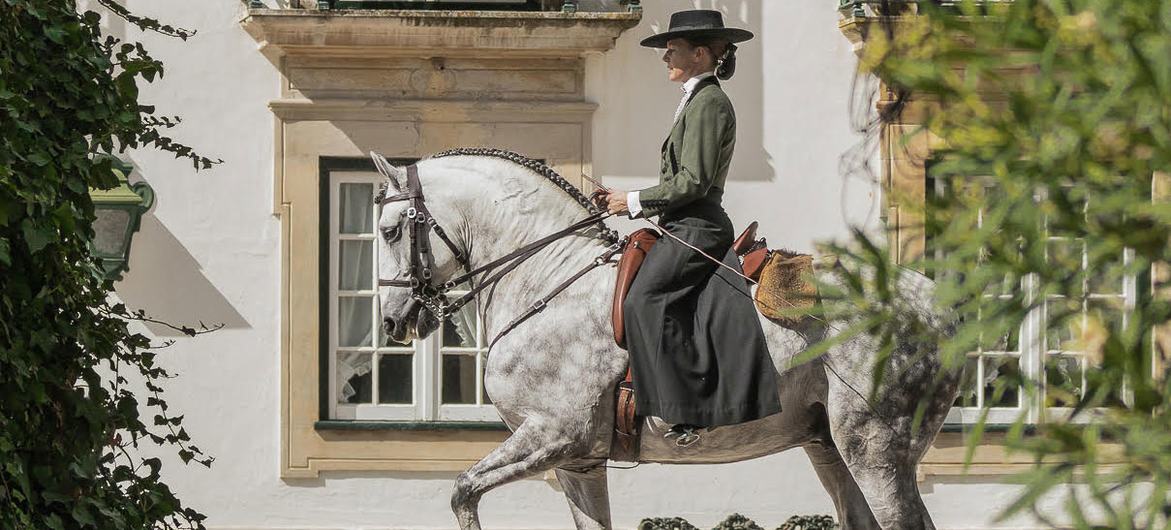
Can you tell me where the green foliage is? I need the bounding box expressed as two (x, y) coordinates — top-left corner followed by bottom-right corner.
(0, 0), (217, 528)
(830, 0), (1171, 528)
(776, 515), (837, 530)
(639, 517), (700, 530)
(637, 514), (837, 530)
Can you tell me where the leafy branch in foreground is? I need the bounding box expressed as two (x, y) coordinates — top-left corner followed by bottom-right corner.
(827, 0), (1171, 528)
(1, 1), (218, 528)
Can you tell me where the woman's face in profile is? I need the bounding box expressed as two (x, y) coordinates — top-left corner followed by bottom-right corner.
(662, 38), (704, 83)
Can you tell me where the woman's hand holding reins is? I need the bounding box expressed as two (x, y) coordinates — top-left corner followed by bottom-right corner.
(593, 190), (629, 216)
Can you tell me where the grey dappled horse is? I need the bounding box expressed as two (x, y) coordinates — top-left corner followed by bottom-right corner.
(374, 151), (959, 530)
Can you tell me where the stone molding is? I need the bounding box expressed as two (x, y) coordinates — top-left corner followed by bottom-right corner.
(242, 8), (641, 58)
(243, 7), (640, 478)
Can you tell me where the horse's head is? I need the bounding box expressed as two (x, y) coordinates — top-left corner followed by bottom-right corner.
(371, 153), (466, 343)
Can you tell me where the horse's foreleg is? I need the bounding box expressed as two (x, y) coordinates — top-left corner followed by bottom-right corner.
(804, 442), (881, 530)
(554, 463), (611, 530)
(451, 422), (573, 530)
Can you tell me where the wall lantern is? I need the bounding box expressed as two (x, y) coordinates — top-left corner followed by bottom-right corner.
(89, 158), (154, 281)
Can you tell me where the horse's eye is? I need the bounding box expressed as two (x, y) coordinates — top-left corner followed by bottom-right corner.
(381, 225), (401, 242)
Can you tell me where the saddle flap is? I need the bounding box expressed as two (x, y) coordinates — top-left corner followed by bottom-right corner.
(612, 228), (660, 349)
(742, 247), (770, 283)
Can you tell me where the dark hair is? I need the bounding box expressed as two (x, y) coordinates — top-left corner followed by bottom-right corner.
(683, 36), (738, 80)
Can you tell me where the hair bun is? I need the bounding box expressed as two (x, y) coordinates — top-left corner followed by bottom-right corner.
(717, 43), (738, 81)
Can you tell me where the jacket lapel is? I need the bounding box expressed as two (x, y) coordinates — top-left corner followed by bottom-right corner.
(662, 76), (720, 147)
(661, 76), (721, 156)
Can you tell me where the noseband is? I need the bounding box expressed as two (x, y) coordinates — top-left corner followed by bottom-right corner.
(375, 163), (621, 345)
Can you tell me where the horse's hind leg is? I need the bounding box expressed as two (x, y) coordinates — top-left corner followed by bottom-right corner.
(451, 421), (575, 530)
(804, 442), (881, 530)
(555, 463), (611, 530)
(826, 383), (936, 529)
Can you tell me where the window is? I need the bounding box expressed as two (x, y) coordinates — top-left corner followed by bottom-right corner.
(323, 159), (498, 424)
(933, 176), (1138, 425)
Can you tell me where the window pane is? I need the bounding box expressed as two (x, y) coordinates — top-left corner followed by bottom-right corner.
(1084, 368), (1127, 408)
(442, 305), (478, 349)
(92, 209), (131, 256)
(337, 352), (372, 404)
(983, 355), (1021, 408)
(1046, 238), (1086, 270)
(980, 322), (1019, 353)
(442, 354), (478, 404)
(1046, 298), (1087, 353)
(954, 356), (979, 407)
(1044, 355), (1084, 407)
(338, 240), (373, 290)
(339, 183), (374, 234)
(481, 363), (492, 405)
(338, 296), (373, 347)
(377, 354), (413, 404)
(1087, 259), (1124, 295)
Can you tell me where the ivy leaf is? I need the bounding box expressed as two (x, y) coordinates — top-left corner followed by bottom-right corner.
(21, 220), (53, 254)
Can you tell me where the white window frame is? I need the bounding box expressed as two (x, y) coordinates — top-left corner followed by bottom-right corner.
(938, 179), (1137, 426)
(327, 170), (498, 423)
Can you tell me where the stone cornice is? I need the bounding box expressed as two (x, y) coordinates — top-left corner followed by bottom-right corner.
(242, 8), (641, 58)
(268, 97), (598, 121)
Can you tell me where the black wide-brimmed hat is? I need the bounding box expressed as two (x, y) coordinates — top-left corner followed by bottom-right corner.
(639, 9), (754, 49)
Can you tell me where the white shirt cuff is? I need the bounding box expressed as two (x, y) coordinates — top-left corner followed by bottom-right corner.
(627, 191), (642, 219)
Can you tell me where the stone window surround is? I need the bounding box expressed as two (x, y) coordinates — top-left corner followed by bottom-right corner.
(243, 7), (639, 477)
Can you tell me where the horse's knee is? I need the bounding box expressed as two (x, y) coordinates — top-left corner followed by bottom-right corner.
(451, 472), (478, 513)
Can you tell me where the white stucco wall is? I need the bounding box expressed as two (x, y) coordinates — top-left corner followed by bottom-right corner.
(101, 0), (1052, 528)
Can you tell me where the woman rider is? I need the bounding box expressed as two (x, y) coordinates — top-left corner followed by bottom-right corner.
(597, 10), (782, 446)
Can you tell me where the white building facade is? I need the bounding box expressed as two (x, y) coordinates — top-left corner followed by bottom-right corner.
(104, 0), (1074, 528)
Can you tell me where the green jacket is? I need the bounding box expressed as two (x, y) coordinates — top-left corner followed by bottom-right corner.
(637, 76), (736, 219)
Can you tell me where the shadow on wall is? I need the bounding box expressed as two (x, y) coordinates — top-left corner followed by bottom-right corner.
(115, 212), (250, 336)
(602, 0), (772, 183)
(717, 0), (771, 183)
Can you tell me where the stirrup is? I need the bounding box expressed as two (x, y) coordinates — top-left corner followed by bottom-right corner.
(664, 425), (702, 447)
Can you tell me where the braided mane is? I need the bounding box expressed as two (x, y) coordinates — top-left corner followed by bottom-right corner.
(428, 147), (619, 244)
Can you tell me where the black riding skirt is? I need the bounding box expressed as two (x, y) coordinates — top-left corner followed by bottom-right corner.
(622, 201), (782, 427)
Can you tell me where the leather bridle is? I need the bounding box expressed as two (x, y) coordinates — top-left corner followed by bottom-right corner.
(375, 163), (621, 346)
(375, 164), (469, 319)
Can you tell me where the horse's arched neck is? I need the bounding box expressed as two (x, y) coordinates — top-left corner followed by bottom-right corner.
(442, 165), (606, 275)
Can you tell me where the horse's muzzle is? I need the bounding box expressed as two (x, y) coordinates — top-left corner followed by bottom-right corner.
(383, 300), (440, 344)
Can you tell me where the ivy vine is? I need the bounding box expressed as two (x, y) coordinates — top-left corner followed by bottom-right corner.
(1, 1), (218, 528)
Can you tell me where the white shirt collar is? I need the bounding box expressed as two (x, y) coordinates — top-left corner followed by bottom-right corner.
(682, 71), (716, 94)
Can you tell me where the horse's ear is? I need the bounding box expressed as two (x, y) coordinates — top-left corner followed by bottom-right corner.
(370, 151), (405, 194)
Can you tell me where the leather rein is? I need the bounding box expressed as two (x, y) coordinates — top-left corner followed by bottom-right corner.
(375, 164), (622, 348)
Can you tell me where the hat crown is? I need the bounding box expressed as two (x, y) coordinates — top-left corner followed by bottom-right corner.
(667, 10), (726, 31)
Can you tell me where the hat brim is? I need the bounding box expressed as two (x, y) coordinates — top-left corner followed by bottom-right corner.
(639, 27), (754, 49)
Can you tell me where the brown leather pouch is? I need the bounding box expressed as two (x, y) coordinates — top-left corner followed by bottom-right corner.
(612, 228), (660, 349)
